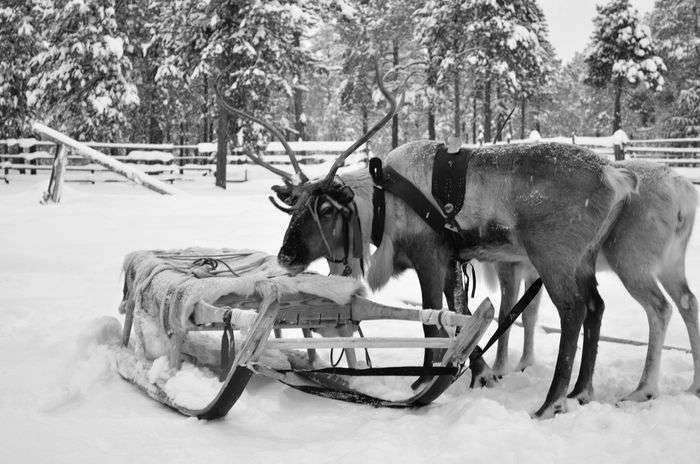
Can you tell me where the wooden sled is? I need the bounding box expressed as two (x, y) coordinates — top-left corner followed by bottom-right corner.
(116, 249), (494, 420)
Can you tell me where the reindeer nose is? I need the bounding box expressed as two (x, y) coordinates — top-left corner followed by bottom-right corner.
(278, 253), (295, 266)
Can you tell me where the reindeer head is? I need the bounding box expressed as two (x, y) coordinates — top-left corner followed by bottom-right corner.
(217, 61), (398, 275)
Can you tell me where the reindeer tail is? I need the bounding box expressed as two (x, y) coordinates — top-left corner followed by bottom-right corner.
(603, 165), (639, 206)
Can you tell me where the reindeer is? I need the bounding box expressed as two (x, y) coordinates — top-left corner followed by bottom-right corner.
(488, 159), (699, 403)
(218, 65), (697, 418)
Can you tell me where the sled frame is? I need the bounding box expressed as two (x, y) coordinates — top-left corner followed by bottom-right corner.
(119, 289), (493, 419)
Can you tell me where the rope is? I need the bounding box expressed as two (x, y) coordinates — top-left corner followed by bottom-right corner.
(191, 257), (241, 277)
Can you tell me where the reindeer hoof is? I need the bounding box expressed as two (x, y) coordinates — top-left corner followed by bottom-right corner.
(469, 365), (499, 389)
(620, 387), (658, 403)
(516, 357), (535, 372)
(532, 398), (568, 419)
(567, 387), (594, 405)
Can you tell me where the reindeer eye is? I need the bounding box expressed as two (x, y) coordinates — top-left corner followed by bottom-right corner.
(318, 201), (333, 215)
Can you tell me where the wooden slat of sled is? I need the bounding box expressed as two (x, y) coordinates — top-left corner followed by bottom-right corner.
(266, 337), (455, 350)
(193, 295), (475, 330)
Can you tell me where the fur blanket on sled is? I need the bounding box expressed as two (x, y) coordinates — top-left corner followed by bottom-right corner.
(119, 247), (365, 338)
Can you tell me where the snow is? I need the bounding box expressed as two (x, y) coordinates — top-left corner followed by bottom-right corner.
(125, 150), (174, 163)
(103, 36), (124, 58)
(1, 169), (700, 463)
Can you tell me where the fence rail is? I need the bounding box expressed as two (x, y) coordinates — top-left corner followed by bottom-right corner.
(3, 132), (699, 188)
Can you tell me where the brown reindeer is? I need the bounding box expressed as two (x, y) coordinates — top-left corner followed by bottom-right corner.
(217, 67), (697, 418)
(488, 159), (699, 403)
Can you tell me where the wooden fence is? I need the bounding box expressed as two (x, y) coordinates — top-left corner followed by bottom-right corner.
(3, 131), (699, 188)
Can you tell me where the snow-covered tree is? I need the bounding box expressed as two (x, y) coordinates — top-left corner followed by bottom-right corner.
(418, 0), (553, 141)
(667, 80), (700, 137)
(649, 0), (699, 137)
(27, 0), (140, 140)
(585, 0), (666, 132)
(0, 1), (38, 137)
(333, 0), (425, 149)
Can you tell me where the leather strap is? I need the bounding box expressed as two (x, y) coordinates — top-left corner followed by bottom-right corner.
(431, 144), (470, 220)
(371, 158), (462, 249)
(369, 158), (386, 246)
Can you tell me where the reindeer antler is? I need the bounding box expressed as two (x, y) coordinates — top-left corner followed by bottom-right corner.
(215, 70), (308, 184)
(322, 59), (402, 186)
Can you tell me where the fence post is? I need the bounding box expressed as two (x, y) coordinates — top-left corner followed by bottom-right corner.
(42, 144), (68, 204)
(612, 129), (628, 161)
(613, 143), (625, 161)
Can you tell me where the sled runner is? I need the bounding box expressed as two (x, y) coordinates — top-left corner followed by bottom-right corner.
(116, 248), (493, 419)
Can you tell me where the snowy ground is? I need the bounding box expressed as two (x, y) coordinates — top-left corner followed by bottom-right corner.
(2, 167), (700, 464)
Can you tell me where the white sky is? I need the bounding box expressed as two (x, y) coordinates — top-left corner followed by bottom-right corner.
(539, 0), (657, 63)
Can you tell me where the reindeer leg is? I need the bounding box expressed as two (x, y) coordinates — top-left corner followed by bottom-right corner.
(444, 258), (498, 388)
(568, 275), (605, 405)
(517, 268), (541, 372)
(408, 242), (450, 390)
(619, 278), (671, 402)
(659, 272), (700, 396)
(493, 263), (518, 377)
(533, 269), (588, 419)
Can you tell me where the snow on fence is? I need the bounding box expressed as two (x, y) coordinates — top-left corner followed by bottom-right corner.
(3, 131), (698, 190)
(30, 122), (182, 202)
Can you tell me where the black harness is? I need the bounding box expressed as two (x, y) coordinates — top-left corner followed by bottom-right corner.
(369, 144), (472, 250)
(368, 143), (543, 370)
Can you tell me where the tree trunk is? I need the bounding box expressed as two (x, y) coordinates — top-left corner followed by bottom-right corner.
(613, 78), (623, 132)
(215, 103), (228, 189)
(472, 94), (477, 143)
(453, 70), (461, 138)
(483, 78), (492, 142)
(520, 98), (526, 139)
(391, 41), (400, 148)
(361, 105), (370, 160)
(293, 32), (306, 142)
(293, 86), (305, 141)
(426, 50), (437, 140)
(202, 77), (210, 143)
(427, 110), (436, 140)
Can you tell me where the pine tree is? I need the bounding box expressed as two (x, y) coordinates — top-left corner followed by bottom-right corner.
(418, 0), (553, 141)
(668, 80), (700, 137)
(584, 0), (666, 133)
(0, 1), (38, 137)
(27, 0), (140, 140)
(649, 0), (699, 137)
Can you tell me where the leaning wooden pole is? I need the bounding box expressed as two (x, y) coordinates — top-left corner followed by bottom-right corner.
(31, 121), (182, 196)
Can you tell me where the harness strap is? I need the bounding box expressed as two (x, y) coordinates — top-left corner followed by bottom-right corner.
(431, 144), (470, 220)
(369, 158), (386, 246)
(370, 159), (462, 248)
(479, 277), (543, 355)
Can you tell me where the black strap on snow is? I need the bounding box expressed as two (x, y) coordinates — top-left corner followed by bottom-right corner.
(431, 145), (471, 221)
